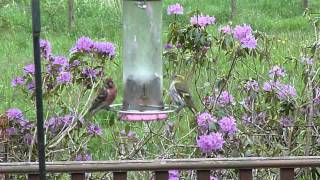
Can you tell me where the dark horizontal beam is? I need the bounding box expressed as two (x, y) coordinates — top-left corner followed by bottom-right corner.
(1, 156), (320, 174)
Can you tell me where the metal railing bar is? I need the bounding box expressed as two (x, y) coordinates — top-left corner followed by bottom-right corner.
(1, 156), (320, 173)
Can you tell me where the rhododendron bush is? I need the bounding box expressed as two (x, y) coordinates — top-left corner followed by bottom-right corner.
(1, 4), (320, 180)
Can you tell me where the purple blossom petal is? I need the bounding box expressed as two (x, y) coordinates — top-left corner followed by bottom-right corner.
(268, 65), (286, 79)
(93, 42), (116, 58)
(233, 24), (253, 41)
(167, 3), (184, 15)
(40, 39), (52, 59)
(217, 91), (234, 107)
(190, 15), (216, 27)
(74, 36), (94, 52)
(219, 25), (232, 34)
(57, 71), (72, 84)
(6, 108), (23, 120)
(23, 64), (35, 75)
(11, 77), (25, 87)
(87, 123), (103, 136)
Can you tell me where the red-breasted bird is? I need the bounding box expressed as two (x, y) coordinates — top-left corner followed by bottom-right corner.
(88, 78), (117, 116)
(169, 74), (197, 114)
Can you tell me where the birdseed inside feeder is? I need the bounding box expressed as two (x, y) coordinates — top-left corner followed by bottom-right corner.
(112, 0), (174, 121)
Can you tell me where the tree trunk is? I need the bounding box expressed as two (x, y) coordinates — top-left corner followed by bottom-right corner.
(68, 0), (74, 31)
(230, 0), (237, 20)
(303, 0), (308, 9)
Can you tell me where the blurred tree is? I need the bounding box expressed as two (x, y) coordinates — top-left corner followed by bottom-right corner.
(68, 0), (74, 31)
(231, 0), (237, 20)
(303, 0), (308, 9)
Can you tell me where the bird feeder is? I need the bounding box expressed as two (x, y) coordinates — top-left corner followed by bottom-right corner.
(111, 0), (174, 121)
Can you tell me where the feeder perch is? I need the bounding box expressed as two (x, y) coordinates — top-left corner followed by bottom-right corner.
(111, 0), (175, 121)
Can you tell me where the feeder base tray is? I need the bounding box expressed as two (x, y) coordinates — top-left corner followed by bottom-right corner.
(109, 104), (177, 121)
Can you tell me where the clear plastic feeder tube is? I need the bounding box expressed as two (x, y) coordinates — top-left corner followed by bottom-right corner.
(122, 0), (163, 112)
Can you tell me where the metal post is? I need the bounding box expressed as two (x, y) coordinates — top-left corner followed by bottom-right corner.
(31, 0), (46, 180)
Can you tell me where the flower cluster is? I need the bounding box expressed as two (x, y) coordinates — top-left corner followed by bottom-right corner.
(263, 66), (297, 101)
(197, 112), (216, 131)
(4, 108), (35, 145)
(280, 116), (293, 127)
(167, 3), (183, 15)
(244, 80), (259, 92)
(218, 116), (237, 134)
(190, 15), (216, 27)
(71, 36), (116, 58)
(217, 91), (234, 107)
(197, 132), (225, 153)
(220, 24), (257, 49)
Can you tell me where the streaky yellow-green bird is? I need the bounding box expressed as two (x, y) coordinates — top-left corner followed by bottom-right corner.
(169, 74), (197, 114)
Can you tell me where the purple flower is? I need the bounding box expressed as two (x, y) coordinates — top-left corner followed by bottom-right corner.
(75, 153), (92, 161)
(176, 43), (182, 49)
(6, 108), (23, 120)
(168, 170), (179, 180)
(268, 66), (286, 79)
(45, 115), (74, 133)
(197, 112), (216, 129)
(5, 127), (16, 136)
(93, 42), (116, 58)
(276, 84), (297, 100)
(263, 81), (281, 92)
(190, 15), (216, 27)
(87, 123), (103, 136)
(240, 34), (257, 49)
(244, 80), (259, 92)
(74, 36), (94, 52)
(219, 25), (232, 34)
(197, 132), (225, 153)
(280, 116), (293, 127)
(23, 64), (35, 75)
(11, 77), (25, 87)
(218, 116), (237, 134)
(217, 91), (234, 107)
(233, 24), (253, 41)
(40, 39), (52, 59)
(242, 114), (252, 124)
(72, 60), (81, 67)
(164, 43), (173, 49)
(23, 133), (33, 145)
(82, 67), (98, 79)
(27, 82), (35, 91)
(52, 56), (68, 66)
(57, 71), (72, 84)
(167, 3), (184, 15)
(301, 56), (313, 65)
(17, 118), (33, 129)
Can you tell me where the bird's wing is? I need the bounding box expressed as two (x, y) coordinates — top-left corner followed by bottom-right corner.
(175, 81), (197, 114)
(89, 87), (108, 113)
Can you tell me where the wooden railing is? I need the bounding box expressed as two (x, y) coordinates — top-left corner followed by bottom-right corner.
(1, 156), (320, 180)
